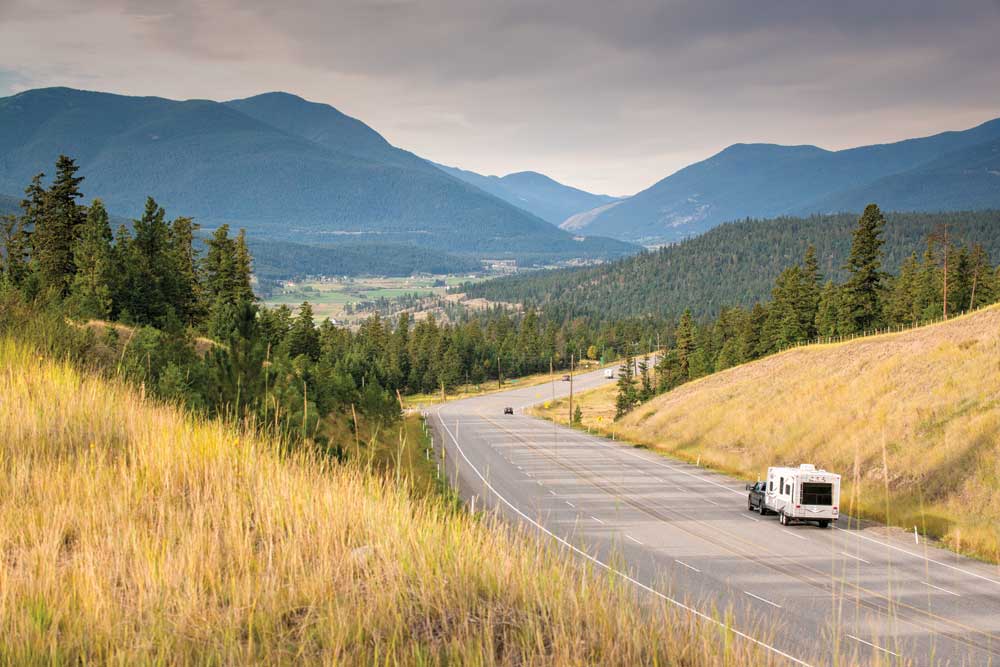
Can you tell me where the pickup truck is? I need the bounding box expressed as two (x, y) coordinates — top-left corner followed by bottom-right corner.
(746, 481), (769, 515)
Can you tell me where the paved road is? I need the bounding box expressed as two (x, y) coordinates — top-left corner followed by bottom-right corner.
(425, 367), (1000, 667)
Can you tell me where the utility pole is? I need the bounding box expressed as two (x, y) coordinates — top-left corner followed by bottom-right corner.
(497, 353), (502, 390)
(568, 352), (574, 426)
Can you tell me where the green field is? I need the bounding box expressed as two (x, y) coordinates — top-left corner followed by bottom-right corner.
(263, 275), (479, 322)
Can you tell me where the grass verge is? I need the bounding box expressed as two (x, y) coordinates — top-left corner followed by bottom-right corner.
(533, 306), (1000, 563)
(1, 335), (789, 665)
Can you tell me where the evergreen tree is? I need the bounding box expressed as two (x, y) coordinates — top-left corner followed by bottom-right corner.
(32, 156), (86, 295)
(840, 204), (886, 333)
(167, 216), (204, 325)
(68, 199), (114, 319)
(233, 229), (255, 304)
(674, 309), (695, 380)
(0, 214), (30, 286)
(814, 282), (840, 337)
(798, 245), (821, 337)
(615, 349), (638, 418)
(126, 197), (174, 326)
(285, 302), (320, 361)
(638, 355), (653, 401)
(884, 253), (920, 326)
(968, 244), (994, 310)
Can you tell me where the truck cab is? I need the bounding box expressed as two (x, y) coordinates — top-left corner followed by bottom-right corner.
(746, 481), (768, 514)
(764, 464), (840, 527)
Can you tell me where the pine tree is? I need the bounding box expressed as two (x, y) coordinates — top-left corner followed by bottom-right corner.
(968, 244), (994, 310)
(638, 355), (653, 401)
(31, 156), (86, 295)
(0, 214), (30, 286)
(798, 245), (821, 337)
(884, 253), (919, 326)
(167, 216), (204, 325)
(674, 309), (695, 379)
(128, 197), (173, 326)
(286, 302), (320, 361)
(233, 229), (255, 304)
(840, 204), (886, 334)
(814, 281), (840, 337)
(614, 350), (638, 418)
(68, 199), (114, 319)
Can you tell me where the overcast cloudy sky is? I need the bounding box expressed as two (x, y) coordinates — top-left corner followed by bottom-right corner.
(2, 0), (999, 195)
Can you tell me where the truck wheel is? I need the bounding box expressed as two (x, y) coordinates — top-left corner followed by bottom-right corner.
(758, 504), (766, 516)
(748, 498), (753, 511)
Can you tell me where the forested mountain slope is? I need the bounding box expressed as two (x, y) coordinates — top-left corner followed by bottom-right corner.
(433, 163), (620, 225)
(0, 87), (634, 263)
(463, 210), (1000, 320)
(575, 117), (1000, 244)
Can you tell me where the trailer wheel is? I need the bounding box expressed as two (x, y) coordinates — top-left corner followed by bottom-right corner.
(779, 511), (785, 525)
(818, 520), (830, 528)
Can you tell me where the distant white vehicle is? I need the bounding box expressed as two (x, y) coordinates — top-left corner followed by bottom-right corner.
(603, 368), (615, 379)
(762, 464), (840, 527)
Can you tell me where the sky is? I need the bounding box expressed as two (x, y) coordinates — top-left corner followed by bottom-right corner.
(2, 0), (999, 196)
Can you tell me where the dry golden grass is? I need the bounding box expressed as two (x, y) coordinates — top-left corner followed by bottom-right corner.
(535, 306), (1000, 563)
(0, 336), (785, 665)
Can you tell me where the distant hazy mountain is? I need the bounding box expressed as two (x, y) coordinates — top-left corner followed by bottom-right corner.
(575, 117), (1000, 245)
(433, 163), (620, 225)
(0, 87), (635, 265)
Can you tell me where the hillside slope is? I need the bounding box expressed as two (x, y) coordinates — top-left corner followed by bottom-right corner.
(0, 87), (634, 263)
(463, 209), (1000, 321)
(578, 117), (1000, 244)
(0, 336), (774, 665)
(433, 163), (620, 225)
(537, 306), (1000, 562)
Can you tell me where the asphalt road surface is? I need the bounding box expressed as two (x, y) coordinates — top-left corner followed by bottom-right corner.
(424, 366), (1000, 667)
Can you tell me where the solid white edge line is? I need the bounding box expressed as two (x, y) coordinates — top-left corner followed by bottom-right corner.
(565, 500), (575, 508)
(545, 403), (1000, 590)
(626, 534), (643, 545)
(591, 515), (605, 524)
(784, 530), (808, 541)
(745, 591), (782, 609)
(675, 559), (701, 573)
(839, 551), (871, 565)
(741, 515), (760, 522)
(433, 410), (816, 667)
(921, 581), (961, 597)
(832, 526), (1000, 589)
(846, 634), (900, 657)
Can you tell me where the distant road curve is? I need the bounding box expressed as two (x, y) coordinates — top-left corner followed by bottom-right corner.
(425, 367), (1000, 667)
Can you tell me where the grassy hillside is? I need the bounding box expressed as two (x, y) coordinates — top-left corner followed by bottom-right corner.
(0, 336), (780, 665)
(534, 306), (1000, 562)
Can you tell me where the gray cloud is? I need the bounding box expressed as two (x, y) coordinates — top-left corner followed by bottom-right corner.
(2, 0), (999, 194)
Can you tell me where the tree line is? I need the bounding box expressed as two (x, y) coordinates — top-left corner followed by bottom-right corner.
(614, 204), (999, 417)
(0, 157), (653, 455)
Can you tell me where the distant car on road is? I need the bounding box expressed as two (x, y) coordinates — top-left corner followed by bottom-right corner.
(503, 407), (514, 415)
(746, 481), (768, 514)
(562, 374), (571, 381)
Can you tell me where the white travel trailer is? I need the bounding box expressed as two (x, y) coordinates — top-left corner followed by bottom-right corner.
(765, 464), (840, 527)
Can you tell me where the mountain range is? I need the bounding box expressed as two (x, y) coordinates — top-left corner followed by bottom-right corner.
(0, 87), (634, 269)
(569, 118), (1000, 245)
(431, 163), (619, 225)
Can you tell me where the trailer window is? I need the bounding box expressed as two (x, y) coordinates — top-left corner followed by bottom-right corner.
(802, 482), (833, 506)
(779, 477), (784, 494)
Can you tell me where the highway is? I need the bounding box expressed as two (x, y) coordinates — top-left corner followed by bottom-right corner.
(425, 366), (1000, 667)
